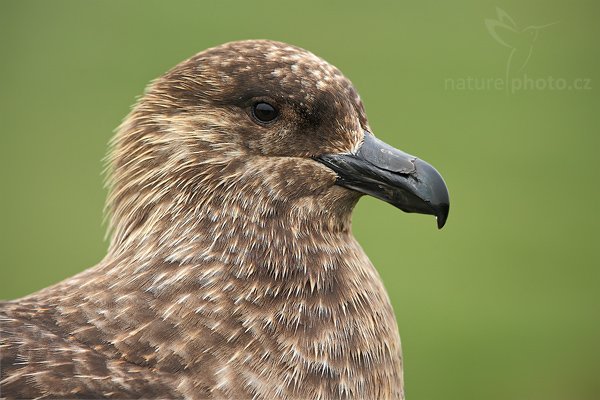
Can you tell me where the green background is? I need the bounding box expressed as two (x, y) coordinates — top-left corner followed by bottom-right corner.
(1, 1), (598, 399)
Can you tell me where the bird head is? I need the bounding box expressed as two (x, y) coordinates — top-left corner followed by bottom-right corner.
(106, 40), (449, 250)
(522, 22), (558, 43)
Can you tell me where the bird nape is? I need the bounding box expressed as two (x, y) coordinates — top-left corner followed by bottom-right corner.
(0, 40), (449, 399)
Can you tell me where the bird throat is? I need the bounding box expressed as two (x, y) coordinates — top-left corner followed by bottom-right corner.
(43, 190), (404, 398)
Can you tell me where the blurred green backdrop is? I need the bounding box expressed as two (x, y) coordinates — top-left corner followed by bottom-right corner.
(1, 1), (599, 399)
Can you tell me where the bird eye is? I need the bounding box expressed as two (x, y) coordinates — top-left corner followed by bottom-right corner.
(252, 102), (278, 123)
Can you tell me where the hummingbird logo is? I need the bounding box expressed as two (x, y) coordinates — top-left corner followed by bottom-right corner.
(485, 8), (558, 82)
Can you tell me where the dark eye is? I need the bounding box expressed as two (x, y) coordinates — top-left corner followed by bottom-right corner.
(252, 102), (278, 123)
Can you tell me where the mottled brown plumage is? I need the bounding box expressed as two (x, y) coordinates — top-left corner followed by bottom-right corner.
(1, 40), (449, 399)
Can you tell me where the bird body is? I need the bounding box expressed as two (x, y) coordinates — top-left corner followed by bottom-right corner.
(2, 226), (402, 398)
(1, 40), (449, 399)
(485, 7), (558, 82)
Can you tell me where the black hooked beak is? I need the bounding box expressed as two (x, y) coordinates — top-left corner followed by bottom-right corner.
(314, 131), (450, 229)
